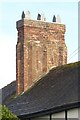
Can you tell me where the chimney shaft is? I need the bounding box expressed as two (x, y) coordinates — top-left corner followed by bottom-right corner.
(16, 12), (67, 95)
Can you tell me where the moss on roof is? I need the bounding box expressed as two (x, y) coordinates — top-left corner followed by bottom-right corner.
(2, 61), (80, 106)
(4, 61), (80, 118)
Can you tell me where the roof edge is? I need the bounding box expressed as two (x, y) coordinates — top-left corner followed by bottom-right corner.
(18, 102), (80, 119)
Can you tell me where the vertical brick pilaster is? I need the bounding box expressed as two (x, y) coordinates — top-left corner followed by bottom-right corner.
(58, 46), (63, 65)
(16, 25), (25, 94)
(16, 42), (21, 94)
(27, 43), (32, 87)
(42, 46), (47, 73)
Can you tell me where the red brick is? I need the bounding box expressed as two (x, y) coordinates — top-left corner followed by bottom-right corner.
(16, 19), (67, 95)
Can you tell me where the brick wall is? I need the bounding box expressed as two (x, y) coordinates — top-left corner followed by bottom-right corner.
(16, 19), (67, 95)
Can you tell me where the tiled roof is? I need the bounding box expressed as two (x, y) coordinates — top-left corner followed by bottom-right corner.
(2, 62), (80, 119)
(2, 81), (16, 105)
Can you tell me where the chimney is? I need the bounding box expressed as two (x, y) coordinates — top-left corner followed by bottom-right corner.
(16, 11), (67, 95)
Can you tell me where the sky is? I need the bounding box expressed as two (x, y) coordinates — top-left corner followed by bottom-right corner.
(0, 1), (79, 88)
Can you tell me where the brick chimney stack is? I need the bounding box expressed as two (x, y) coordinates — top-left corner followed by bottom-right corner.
(16, 11), (67, 95)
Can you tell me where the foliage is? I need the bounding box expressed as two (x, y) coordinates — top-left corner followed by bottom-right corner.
(0, 104), (19, 120)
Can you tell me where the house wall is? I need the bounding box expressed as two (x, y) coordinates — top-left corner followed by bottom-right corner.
(30, 108), (80, 120)
(31, 115), (50, 120)
(67, 108), (79, 118)
(16, 16), (67, 95)
(52, 111), (65, 118)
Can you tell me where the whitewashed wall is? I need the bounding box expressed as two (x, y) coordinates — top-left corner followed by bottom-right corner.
(78, 108), (80, 119)
(31, 108), (80, 120)
(67, 108), (80, 118)
(52, 111), (65, 118)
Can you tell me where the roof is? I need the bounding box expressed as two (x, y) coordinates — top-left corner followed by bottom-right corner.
(2, 62), (80, 119)
(2, 81), (16, 105)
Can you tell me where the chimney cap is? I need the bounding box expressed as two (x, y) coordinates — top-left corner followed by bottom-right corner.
(21, 11), (25, 19)
(21, 10), (31, 20)
(37, 13), (41, 20)
(56, 14), (61, 23)
(37, 13), (46, 21)
(52, 15), (56, 22)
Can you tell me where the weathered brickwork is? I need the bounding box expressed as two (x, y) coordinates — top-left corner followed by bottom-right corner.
(16, 19), (67, 95)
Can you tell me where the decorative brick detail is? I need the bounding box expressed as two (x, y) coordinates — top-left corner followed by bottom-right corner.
(16, 19), (67, 95)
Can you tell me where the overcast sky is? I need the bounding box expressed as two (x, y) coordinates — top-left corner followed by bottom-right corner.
(0, 1), (78, 88)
